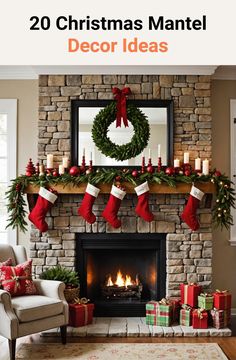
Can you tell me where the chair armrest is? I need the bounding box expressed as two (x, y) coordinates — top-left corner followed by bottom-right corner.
(0, 290), (18, 339)
(33, 279), (66, 300)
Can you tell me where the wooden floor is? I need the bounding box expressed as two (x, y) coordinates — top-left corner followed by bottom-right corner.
(1, 317), (236, 360)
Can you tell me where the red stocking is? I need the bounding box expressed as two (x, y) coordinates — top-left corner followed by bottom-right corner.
(135, 181), (154, 222)
(181, 185), (204, 231)
(28, 187), (57, 232)
(102, 185), (126, 228)
(78, 183), (100, 224)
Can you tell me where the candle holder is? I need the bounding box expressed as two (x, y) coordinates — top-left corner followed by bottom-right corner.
(89, 160), (93, 171)
(35, 162), (40, 176)
(82, 155), (86, 167)
(141, 156), (146, 174)
(148, 158), (152, 166)
(157, 157), (162, 172)
(174, 166), (180, 175)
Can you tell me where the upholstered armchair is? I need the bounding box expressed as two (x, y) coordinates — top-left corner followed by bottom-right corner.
(0, 244), (68, 360)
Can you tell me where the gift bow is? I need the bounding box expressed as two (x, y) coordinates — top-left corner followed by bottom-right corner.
(182, 304), (192, 311)
(159, 298), (171, 305)
(196, 308), (205, 319)
(199, 293), (213, 297)
(112, 87), (131, 128)
(215, 289), (228, 294)
(73, 297), (90, 304)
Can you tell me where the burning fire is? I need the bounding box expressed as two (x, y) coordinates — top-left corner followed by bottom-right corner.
(106, 270), (138, 287)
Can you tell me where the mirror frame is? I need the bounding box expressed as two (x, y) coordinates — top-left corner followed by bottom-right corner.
(71, 99), (174, 167)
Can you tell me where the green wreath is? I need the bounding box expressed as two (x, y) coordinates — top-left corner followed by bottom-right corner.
(92, 102), (150, 161)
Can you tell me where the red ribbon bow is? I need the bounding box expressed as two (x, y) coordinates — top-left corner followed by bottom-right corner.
(112, 87), (131, 128)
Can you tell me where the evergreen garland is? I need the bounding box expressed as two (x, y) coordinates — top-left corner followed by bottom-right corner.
(92, 102), (150, 161)
(5, 169), (235, 232)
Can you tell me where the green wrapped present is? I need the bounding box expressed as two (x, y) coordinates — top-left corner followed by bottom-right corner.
(179, 304), (192, 326)
(157, 298), (172, 327)
(198, 293), (214, 310)
(146, 301), (159, 325)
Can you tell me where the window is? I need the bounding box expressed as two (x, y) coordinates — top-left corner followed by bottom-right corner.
(0, 99), (17, 245)
(230, 99), (236, 246)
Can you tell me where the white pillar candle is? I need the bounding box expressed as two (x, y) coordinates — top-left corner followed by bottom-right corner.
(47, 154), (54, 169)
(83, 148), (85, 157)
(174, 159), (180, 168)
(142, 151), (145, 158)
(62, 156), (69, 168)
(90, 152), (93, 161)
(148, 149), (151, 158)
(184, 152), (189, 164)
(59, 164), (65, 175)
(157, 144), (161, 158)
(39, 164), (45, 176)
(195, 158), (201, 170)
(202, 159), (209, 175)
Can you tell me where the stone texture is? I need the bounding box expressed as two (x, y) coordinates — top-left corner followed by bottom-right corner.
(34, 74), (213, 295)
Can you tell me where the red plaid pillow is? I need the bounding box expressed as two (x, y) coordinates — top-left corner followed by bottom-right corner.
(0, 260), (37, 296)
(0, 258), (12, 266)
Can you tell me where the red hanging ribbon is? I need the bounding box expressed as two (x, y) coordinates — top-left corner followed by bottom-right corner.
(112, 87), (131, 128)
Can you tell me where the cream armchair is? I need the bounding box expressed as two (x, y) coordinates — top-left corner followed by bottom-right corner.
(0, 244), (68, 360)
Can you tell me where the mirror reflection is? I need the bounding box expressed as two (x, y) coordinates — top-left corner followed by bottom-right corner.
(78, 107), (168, 166)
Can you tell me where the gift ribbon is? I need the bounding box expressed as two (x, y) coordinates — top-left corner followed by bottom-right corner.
(73, 297), (90, 304)
(182, 304), (192, 311)
(2, 267), (31, 293)
(196, 308), (205, 319)
(112, 87), (131, 128)
(159, 298), (171, 305)
(199, 293), (213, 297)
(215, 289), (228, 293)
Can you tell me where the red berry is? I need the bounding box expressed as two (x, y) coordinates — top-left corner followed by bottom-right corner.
(147, 165), (154, 174)
(52, 170), (58, 177)
(115, 176), (121, 181)
(214, 170), (222, 177)
(69, 166), (80, 176)
(131, 170), (138, 178)
(184, 169), (191, 176)
(165, 167), (175, 176)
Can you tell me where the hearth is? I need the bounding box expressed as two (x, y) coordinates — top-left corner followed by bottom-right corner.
(76, 233), (166, 316)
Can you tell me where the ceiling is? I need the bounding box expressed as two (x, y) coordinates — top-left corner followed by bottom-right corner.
(0, 66), (235, 80)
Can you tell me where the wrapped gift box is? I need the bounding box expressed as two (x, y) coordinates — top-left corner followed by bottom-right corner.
(169, 298), (181, 323)
(192, 309), (208, 329)
(146, 299), (172, 326)
(69, 303), (94, 327)
(180, 283), (202, 308)
(146, 301), (159, 325)
(198, 293), (214, 310)
(210, 308), (231, 329)
(213, 291), (231, 310)
(179, 305), (192, 326)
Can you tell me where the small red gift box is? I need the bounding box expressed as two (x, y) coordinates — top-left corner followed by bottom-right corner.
(69, 303), (94, 327)
(213, 290), (231, 310)
(211, 308), (231, 329)
(180, 283), (202, 308)
(192, 309), (208, 329)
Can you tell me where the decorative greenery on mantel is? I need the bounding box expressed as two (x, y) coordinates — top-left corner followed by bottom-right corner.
(6, 168), (235, 232)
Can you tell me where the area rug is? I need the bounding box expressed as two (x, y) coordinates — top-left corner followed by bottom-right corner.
(16, 343), (228, 360)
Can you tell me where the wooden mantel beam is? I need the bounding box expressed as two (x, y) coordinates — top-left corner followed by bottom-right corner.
(25, 182), (215, 194)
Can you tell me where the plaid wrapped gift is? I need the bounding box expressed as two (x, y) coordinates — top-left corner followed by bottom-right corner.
(169, 298), (181, 323)
(192, 308), (208, 329)
(146, 301), (159, 325)
(156, 298), (173, 327)
(210, 308), (231, 329)
(180, 283), (202, 308)
(198, 293), (214, 310)
(179, 305), (192, 326)
(213, 290), (232, 310)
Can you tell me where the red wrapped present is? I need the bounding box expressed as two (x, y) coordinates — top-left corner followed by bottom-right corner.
(69, 302), (94, 327)
(192, 309), (208, 329)
(211, 308), (231, 329)
(169, 298), (181, 323)
(213, 290), (231, 310)
(180, 283), (202, 308)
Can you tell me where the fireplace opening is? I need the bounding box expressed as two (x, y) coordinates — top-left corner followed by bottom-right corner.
(76, 233), (166, 317)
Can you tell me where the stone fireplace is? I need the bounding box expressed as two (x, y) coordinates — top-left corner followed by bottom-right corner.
(30, 74), (213, 308)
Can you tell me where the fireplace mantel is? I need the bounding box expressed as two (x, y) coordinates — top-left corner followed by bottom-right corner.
(25, 182), (215, 194)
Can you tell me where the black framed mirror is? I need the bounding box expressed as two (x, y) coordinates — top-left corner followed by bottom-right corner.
(71, 99), (174, 167)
